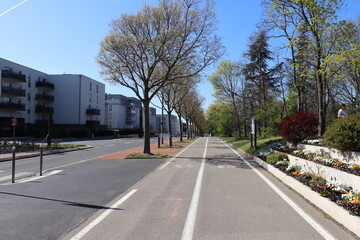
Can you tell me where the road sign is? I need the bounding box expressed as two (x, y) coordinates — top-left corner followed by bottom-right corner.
(12, 118), (17, 126)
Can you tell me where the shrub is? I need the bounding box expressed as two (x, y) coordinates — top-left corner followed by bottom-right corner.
(266, 152), (289, 164)
(277, 112), (318, 145)
(323, 114), (360, 152)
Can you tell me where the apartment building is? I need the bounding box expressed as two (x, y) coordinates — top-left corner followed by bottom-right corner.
(0, 58), (105, 137)
(105, 94), (157, 135)
(156, 114), (180, 136)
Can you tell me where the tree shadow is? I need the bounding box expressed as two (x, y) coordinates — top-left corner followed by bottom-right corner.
(0, 191), (123, 210)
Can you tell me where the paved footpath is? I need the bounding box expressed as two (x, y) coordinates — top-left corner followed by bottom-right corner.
(63, 137), (357, 240)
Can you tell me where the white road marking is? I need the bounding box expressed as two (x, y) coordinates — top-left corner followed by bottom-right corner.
(221, 140), (336, 240)
(104, 144), (115, 147)
(0, 171), (4, 173)
(159, 138), (200, 170)
(18, 170), (63, 183)
(181, 137), (208, 240)
(70, 189), (137, 240)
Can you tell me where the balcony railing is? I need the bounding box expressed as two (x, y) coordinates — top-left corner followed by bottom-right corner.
(1, 87), (26, 97)
(86, 108), (100, 115)
(35, 93), (54, 102)
(0, 102), (25, 111)
(35, 105), (53, 114)
(35, 81), (54, 90)
(1, 70), (26, 83)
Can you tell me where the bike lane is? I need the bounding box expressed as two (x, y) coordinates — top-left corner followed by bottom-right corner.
(193, 138), (355, 240)
(63, 137), (356, 240)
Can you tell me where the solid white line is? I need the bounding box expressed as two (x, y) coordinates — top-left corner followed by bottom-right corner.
(0, 0), (30, 17)
(159, 138), (201, 170)
(104, 144), (115, 147)
(221, 140), (336, 240)
(70, 189), (137, 240)
(18, 170), (63, 183)
(181, 137), (208, 240)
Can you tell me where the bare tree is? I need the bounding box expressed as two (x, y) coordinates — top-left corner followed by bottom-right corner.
(97, 0), (224, 154)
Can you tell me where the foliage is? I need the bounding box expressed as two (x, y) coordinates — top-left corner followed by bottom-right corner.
(323, 114), (360, 152)
(277, 112), (319, 145)
(266, 152), (288, 165)
(206, 103), (234, 137)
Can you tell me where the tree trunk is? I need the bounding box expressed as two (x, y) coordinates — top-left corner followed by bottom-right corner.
(143, 100), (151, 154)
(167, 112), (173, 147)
(177, 112), (183, 142)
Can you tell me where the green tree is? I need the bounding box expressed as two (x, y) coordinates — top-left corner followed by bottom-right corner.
(97, 0), (224, 154)
(206, 103), (233, 137)
(208, 60), (244, 136)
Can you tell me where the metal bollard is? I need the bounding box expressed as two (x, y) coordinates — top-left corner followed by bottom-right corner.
(12, 146), (16, 183)
(40, 144), (43, 176)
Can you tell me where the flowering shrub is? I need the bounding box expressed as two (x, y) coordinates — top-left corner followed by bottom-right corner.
(277, 112), (319, 145)
(324, 114), (360, 152)
(266, 152), (289, 165)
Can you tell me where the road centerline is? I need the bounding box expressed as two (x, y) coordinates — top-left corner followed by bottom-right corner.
(181, 137), (208, 240)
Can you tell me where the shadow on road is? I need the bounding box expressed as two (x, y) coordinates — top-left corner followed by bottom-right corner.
(0, 191), (123, 210)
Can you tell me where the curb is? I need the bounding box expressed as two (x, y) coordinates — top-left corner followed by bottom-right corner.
(253, 155), (360, 237)
(0, 146), (93, 162)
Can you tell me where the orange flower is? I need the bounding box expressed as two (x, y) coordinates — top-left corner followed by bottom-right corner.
(350, 196), (360, 204)
(292, 170), (301, 176)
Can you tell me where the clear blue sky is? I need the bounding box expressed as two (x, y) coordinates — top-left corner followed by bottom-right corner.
(1, 0), (359, 112)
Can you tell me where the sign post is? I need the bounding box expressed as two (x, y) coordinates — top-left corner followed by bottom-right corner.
(12, 118), (17, 140)
(251, 117), (257, 150)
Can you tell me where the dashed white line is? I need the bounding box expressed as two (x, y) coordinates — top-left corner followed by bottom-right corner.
(181, 137), (208, 240)
(221, 140), (336, 240)
(159, 138), (200, 170)
(70, 189), (137, 240)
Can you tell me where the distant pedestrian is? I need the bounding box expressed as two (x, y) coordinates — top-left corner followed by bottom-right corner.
(337, 103), (347, 119)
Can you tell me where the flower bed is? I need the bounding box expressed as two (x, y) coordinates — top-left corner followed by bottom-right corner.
(275, 146), (360, 176)
(262, 152), (360, 217)
(253, 155), (360, 237)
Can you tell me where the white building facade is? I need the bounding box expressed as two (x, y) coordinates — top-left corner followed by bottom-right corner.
(156, 114), (180, 136)
(105, 94), (157, 135)
(0, 58), (105, 137)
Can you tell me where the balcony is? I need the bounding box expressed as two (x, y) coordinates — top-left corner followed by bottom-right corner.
(86, 108), (100, 115)
(1, 70), (26, 83)
(0, 102), (25, 111)
(35, 105), (53, 115)
(1, 86), (26, 97)
(35, 81), (54, 91)
(35, 93), (54, 102)
(86, 120), (100, 127)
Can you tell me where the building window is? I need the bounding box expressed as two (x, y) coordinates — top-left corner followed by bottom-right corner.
(96, 85), (98, 93)
(90, 82), (92, 91)
(27, 93), (31, 101)
(27, 109), (30, 115)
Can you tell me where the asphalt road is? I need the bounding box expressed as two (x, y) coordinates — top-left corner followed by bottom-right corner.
(0, 149), (164, 239)
(64, 137), (357, 240)
(0, 137), (157, 182)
